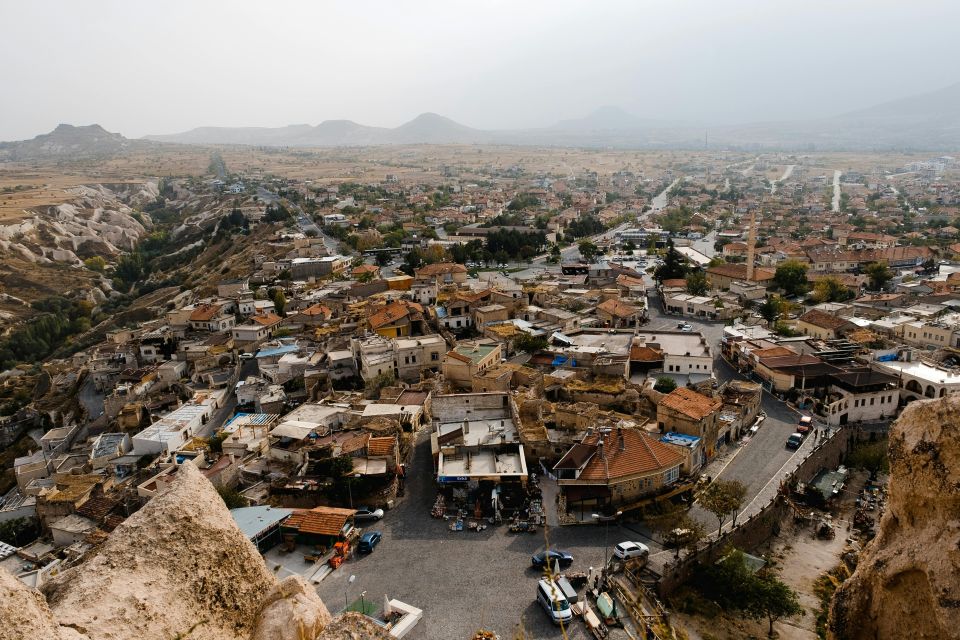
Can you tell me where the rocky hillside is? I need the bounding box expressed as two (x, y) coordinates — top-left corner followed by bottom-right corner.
(0, 463), (347, 640)
(0, 182), (156, 265)
(0, 181), (161, 324)
(828, 395), (960, 639)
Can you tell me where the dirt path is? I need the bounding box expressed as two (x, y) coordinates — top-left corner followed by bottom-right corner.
(766, 470), (868, 638)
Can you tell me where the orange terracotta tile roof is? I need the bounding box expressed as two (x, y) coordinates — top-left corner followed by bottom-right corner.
(189, 303), (223, 322)
(751, 346), (798, 359)
(416, 262), (467, 277)
(798, 309), (853, 331)
(367, 436), (396, 457)
(616, 274), (645, 286)
(369, 301), (418, 329)
(341, 432), (371, 455)
(283, 506), (356, 537)
(577, 428), (683, 481)
(658, 387), (722, 421)
(705, 263), (775, 282)
(252, 312), (283, 326)
(630, 344), (663, 362)
(352, 264), (380, 275)
(301, 303), (332, 316)
(597, 298), (638, 318)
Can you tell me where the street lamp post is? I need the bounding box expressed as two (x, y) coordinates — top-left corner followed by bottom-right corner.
(592, 510), (623, 566)
(347, 473), (361, 508)
(345, 574), (355, 611)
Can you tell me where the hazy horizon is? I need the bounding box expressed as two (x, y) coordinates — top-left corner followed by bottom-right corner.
(2, 0), (959, 141)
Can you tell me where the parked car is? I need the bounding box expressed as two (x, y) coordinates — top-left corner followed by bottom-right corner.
(353, 506), (384, 521)
(531, 549), (574, 569)
(536, 578), (573, 625)
(786, 432), (804, 449)
(678, 322), (693, 332)
(797, 415), (813, 434)
(357, 531), (382, 554)
(238, 352), (254, 360)
(613, 541), (649, 561)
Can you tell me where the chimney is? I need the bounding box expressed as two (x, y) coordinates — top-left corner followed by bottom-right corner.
(746, 209), (757, 282)
(463, 418), (469, 434)
(618, 428), (625, 451)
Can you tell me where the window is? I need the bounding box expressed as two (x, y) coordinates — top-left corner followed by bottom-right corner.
(663, 466), (680, 484)
(870, 398), (874, 406)
(431, 352), (439, 361)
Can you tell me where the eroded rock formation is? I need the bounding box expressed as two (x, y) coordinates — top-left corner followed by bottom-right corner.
(0, 463), (333, 640)
(829, 395), (960, 639)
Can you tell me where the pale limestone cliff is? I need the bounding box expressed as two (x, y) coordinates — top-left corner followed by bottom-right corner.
(829, 395), (960, 640)
(0, 463), (334, 640)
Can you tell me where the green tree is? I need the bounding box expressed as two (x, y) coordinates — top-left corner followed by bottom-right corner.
(653, 376), (677, 394)
(647, 504), (706, 559)
(623, 239), (637, 254)
(546, 243), (562, 264)
(810, 276), (850, 303)
(685, 270), (709, 296)
(513, 333), (548, 353)
(699, 479), (747, 538)
(270, 288), (286, 315)
(749, 573), (805, 637)
(364, 371), (396, 399)
(0, 517), (40, 547)
(773, 260), (808, 297)
(578, 241), (600, 263)
(758, 296), (785, 324)
(216, 486), (248, 509)
(83, 256), (107, 272)
(653, 239), (688, 282)
(864, 261), (894, 291)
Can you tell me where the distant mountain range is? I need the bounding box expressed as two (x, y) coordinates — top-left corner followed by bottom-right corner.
(144, 83), (960, 150)
(0, 124), (152, 161)
(4, 83), (960, 156)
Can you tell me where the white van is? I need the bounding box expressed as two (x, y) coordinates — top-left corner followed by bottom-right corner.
(536, 578), (573, 625)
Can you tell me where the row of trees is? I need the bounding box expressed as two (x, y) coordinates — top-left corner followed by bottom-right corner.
(565, 215), (605, 239)
(774, 259), (895, 298)
(0, 297), (95, 370)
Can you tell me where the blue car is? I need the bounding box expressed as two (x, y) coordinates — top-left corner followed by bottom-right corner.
(358, 531), (382, 554)
(531, 550), (573, 569)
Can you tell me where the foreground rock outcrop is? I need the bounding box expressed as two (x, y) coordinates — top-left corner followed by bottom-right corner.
(0, 464), (332, 640)
(829, 395), (960, 640)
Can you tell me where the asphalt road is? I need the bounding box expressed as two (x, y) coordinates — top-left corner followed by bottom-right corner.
(196, 358), (258, 438)
(78, 376), (104, 421)
(314, 430), (642, 640)
(643, 302), (815, 535)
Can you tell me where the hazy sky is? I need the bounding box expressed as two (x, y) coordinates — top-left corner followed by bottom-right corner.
(2, 0), (958, 140)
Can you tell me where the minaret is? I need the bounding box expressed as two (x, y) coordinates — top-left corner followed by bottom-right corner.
(746, 210), (757, 282)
